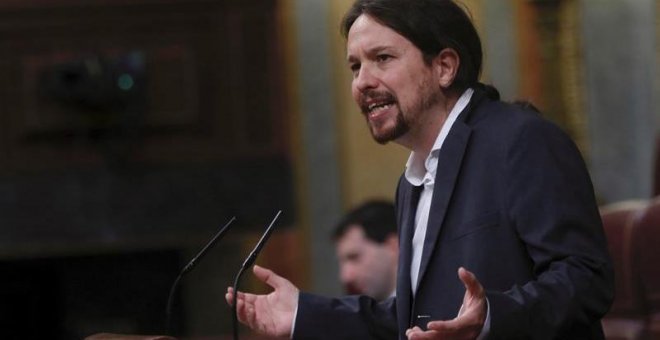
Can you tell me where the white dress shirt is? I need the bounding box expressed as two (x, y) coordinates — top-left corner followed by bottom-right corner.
(404, 88), (473, 294)
(403, 88), (490, 338)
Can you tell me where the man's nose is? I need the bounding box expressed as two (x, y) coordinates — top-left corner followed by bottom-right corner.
(340, 265), (355, 284)
(354, 65), (378, 92)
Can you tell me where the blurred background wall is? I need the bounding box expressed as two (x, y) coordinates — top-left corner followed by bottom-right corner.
(0, 0), (657, 338)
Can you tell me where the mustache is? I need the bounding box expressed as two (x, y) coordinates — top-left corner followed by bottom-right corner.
(358, 90), (397, 113)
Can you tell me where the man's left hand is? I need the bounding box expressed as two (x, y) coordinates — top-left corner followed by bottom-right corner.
(405, 267), (486, 340)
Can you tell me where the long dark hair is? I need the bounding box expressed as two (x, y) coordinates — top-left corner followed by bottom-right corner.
(342, 0), (482, 93)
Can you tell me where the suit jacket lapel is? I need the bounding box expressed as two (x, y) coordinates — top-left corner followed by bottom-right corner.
(398, 86), (487, 334)
(413, 85), (492, 289)
(416, 120), (472, 289)
(396, 178), (421, 334)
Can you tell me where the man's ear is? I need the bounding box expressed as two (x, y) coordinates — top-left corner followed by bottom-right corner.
(384, 234), (399, 254)
(432, 48), (460, 89)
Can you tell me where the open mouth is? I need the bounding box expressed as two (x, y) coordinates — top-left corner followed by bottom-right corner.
(367, 102), (394, 114)
(360, 91), (397, 117)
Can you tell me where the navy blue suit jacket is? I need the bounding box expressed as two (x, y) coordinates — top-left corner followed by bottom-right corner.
(294, 88), (613, 339)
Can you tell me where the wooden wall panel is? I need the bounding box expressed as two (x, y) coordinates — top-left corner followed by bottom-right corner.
(0, 0), (295, 257)
(0, 0), (288, 172)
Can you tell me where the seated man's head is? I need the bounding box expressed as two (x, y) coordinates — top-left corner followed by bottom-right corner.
(332, 200), (398, 301)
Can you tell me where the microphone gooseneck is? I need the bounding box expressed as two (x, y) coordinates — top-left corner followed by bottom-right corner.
(166, 216), (237, 335)
(232, 210), (282, 340)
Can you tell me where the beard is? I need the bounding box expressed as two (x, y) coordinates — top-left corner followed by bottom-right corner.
(358, 90), (408, 144)
(359, 77), (442, 144)
(371, 107), (409, 144)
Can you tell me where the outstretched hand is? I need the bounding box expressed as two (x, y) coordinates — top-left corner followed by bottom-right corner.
(225, 265), (299, 338)
(406, 267), (486, 340)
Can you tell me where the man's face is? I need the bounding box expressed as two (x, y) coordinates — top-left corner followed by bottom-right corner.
(335, 225), (398, 301)
(346, 14), (443, 145)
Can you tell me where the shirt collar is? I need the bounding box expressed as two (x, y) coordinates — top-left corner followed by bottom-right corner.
(404, 88), (474, 186)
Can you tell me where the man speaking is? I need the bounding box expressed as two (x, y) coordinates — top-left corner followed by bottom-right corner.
(226, 0), (613, 338)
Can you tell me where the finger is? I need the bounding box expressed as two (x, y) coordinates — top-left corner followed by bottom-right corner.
(235, 292), (259, 326)
(235, 290), (258, 306)
(408, 329), (439, 340)
(427, 318), (462, 333)
(458, 267), (483, 297)
(405, 326), (420, 337)
(457, 303), (465, 316)
(253, 265), (289, 290)
(236, 294), (248, 323)
(226, 287), (246, 306)
(243, 298), (257, 328)
(225, 287), (246, 305)
(227, 289), (254, 324)
(405, 326), (422, 338)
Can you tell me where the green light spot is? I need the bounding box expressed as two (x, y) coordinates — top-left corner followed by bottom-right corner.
(117, 74), (134, 91)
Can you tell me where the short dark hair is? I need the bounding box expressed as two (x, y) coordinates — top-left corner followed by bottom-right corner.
(333, 200), (397, 244)
(341, 0), (482, 93)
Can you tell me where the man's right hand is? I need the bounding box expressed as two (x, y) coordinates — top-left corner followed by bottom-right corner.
(225, 265), (299, 338)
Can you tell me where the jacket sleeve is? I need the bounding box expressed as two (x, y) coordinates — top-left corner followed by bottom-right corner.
(293, 293), (398, 340)
(487, 118), (614, 339)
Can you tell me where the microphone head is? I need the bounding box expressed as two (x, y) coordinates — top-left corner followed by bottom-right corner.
(181, 216), (237, 275)
(241, 210), (282, 269)
(167, 216), (236, 335)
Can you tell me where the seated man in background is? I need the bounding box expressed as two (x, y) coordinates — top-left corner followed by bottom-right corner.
(333, 200), (399, 301)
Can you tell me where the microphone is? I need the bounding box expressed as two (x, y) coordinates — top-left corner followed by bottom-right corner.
(240, 210), (282, 270)
(231, 210), (282, 340)
(166, 216), (237, 334)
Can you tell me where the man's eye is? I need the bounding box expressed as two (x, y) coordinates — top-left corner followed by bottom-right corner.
(350, 63), (360, 74)
(376, 54), (392, 62)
